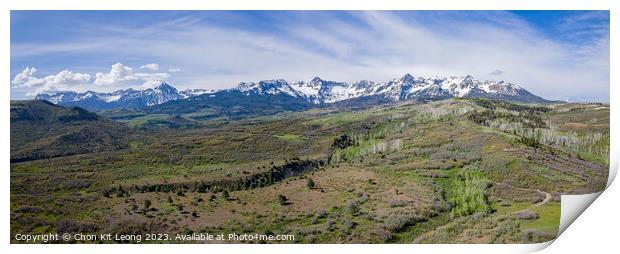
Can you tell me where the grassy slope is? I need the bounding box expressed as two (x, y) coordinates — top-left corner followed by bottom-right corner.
(10, 99), (608, 243)
(10, 100), (131, 162)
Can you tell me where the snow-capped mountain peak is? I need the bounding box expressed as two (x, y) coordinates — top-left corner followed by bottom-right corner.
(179, 88), (216, 98)
(309, 77), (324, 87)
(399, 73), (415, 83)
(35, 74), (548, 111)
(35, 82), (217, 110)
(233, 74), (546, 104)
(238, 79), (296, 96)
(155, 82), (177, 94)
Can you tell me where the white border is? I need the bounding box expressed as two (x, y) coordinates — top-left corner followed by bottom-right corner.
(1, 1), (617, 254)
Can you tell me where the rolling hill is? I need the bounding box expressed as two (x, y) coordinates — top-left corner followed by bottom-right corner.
(10, 100), (131, 162)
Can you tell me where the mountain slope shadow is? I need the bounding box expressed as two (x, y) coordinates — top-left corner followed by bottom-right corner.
(147, 90), (315, 119)
(10, 100), (131, 162)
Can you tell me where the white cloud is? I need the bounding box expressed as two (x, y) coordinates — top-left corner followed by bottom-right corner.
(43, 70), (91, 87)
(11, 67), (91, 95)
(168, 68), (181, 72)
(94, 63), (170, 89)
(140, 63), (160, 71)
(94, 63), (137, 85)
(11, 67), (44, 88)
(140, 79), (166, 89)
(11, 63), (170, 96)
(135, 72), (171, 89)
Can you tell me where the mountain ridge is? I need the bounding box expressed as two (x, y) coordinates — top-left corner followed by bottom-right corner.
(35, 83), (215, 111)
(10, 100), (131, 162)
(35, 74), (549, 111)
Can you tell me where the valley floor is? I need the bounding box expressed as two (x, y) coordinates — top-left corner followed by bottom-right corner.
(10, 99), (609, 243)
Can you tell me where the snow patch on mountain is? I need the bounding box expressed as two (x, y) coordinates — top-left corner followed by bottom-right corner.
(233, 74), (545, 104)
(35, 83), (218, 110)
(35, 73), (547, 111)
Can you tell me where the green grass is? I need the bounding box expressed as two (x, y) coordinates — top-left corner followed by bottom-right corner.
(119, 114), (173, 127)
(520, 202), (560, 234)
(492, 201), (533, 214)
(305, 111), (368, 127)
(181, 109), (219, 120)
(577, 150), (608, 166)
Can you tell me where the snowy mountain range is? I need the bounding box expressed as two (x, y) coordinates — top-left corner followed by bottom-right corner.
(36, 74), (548, 111)
(35, 83), (215, 110)
(237, 74), (546, 104)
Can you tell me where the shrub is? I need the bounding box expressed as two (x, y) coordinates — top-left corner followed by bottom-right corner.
(499, 199), (511, 207)
(388, 199), (409, 207)
(306, 235), (317, 243)
(343, 219), (356, 229)
(522, 229), (554, 243)
(447, 170), (491, 218)
(278, 194), (288, 205)
(116, 184), (125, 197)
(332, 134), (356, 149)
(357, 192), (369, 202)
(517, 136), (542, 152)
(374, 228), (393, 242)
(325, 219), (335, 231)
(306, 178), (315, 189)
(55, 219), (98, 234)
(143, 199), (152, 210)
(345, 199), (361, 216)
(15, 206), (43, 213)
(310, 217), (319, 224)
(383, 214), (413, 232)
(515, 210), (539, 220)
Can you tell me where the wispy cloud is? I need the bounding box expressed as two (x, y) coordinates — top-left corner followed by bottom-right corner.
(489, 70), (504, 76)
(559, 11), (609, 39)
(140, 63), (159, 71)
(10, 11), (609, 101)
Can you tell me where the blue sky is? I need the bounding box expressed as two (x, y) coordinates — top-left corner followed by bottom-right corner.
(10, 11), (609, 101)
